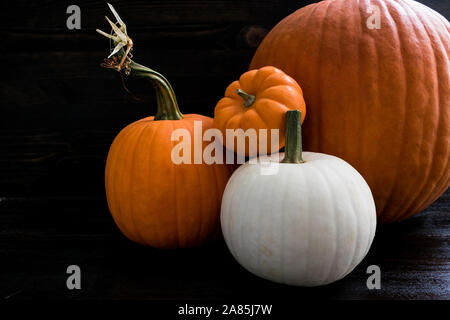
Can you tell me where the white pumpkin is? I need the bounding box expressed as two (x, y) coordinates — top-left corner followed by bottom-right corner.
(221, 111), (377, 286)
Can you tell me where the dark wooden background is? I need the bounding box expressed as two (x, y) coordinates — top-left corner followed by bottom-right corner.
(0, 0), (449, 301)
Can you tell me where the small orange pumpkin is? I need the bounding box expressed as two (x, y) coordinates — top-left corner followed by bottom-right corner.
(214, 66), (306, 156)
(105, 60), (235, 248)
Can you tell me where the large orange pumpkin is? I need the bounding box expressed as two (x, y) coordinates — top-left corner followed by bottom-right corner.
(250, 0), (450, 223)
(105, 61), (235, 248)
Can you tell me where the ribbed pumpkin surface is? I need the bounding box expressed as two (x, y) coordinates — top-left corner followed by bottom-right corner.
(214, 66), (306, 156)
(250, 0), (450, 223)
(221, 152), (376, 286)
(105, 115), (235, 248)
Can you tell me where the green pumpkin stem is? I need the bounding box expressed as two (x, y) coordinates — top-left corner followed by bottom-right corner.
(128, 60), (183, 120)
(236, 89), (256, 107)
(281, 110), (305, 164)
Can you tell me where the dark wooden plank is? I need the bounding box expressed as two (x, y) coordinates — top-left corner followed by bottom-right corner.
(0, 0), (301, 54)
(0, 191), (448, 300)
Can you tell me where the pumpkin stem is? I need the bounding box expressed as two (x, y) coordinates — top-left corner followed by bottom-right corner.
(128, 60), (183, 120)
(236, 89), (256, 107)
(101, 48), (183, 121)
(97, 5), (182, 121)
(281, 110), (305, 164)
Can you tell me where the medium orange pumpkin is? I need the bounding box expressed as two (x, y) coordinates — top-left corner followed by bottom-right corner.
(250, 0), (450, 223)
(214, 66), (306, 156)
(105, 61), (235, 248)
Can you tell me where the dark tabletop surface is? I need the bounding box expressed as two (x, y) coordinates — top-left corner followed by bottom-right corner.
(0, 190), (448, 300)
